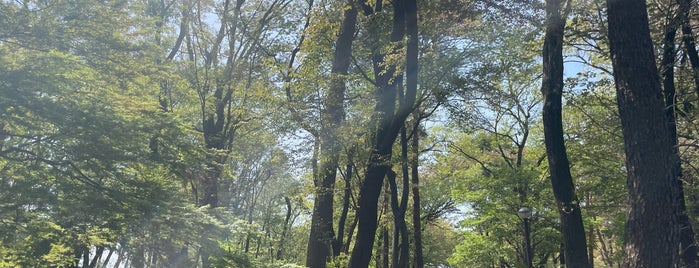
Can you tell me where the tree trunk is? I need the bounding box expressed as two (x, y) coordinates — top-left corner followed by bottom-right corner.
(390, 126), (411, 268)
(377, 183), (390, 268)
(277, 196), (293, 260)
(349, 153), (394, 268)
(101, 248), (113, 267)
(387, 169), (409, 268)
(376, 226), (388, 268)
(343, 212), (359, 254)
(244, 198), (255, 253)
(661, 6), (699, 267)
(677, 0), (699, 103)
(113, 247), (124, 268)
(559, 243), (565, 266)
(382, 227), (390, 268)
(677, 168), (697, 268)
(376, 229), (383, 268)
(256, 202), (273, 258)
(334, 162), (354, 256)
(348, 0), (405, 266)
(89, 246), (104, 268)
(306, 0), (357, 266)
(540, 0), (591, 267)
(588, 224), (595, 268)
(82, 249), (89, 268)
(596, 229), (614, 267)
(199, 161), (221, 207)
(606, 0), (680, 266)
(349, 0), (418, 265)
(151, 246), (159, 267)
(411, 111), (424, 268)
(398, 127), (410, 267)
(198, 0), (240, 209)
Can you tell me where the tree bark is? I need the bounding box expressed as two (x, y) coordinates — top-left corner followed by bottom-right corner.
(387, 169), (409, 268)
(383, 226), (390, 268)
(661, 6), (698, 267)
(587, 224), (594, 268)
(113, 247), (123, 268)
(390, 126), (411, 268)
(334, 162), (354, 256)
(82, 248), (89, 268)
(411, 111), (424, 268)
(398, 127), (409, 268)
(606, 0), (680, 266)
(596, 229), (614, 267)
(306, 0), (357, 266)
(277, 196), (292, 260)
(88, 246), (104, 268)
(377, 183), (390, 268)
(101, 248), (113, 268)
(540, 0), (591, 267)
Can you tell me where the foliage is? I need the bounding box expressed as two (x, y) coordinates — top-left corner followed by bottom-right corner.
(1, 0), (696, 266)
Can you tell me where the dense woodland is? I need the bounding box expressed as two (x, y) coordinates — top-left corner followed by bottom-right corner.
(3, 0), (699, 267)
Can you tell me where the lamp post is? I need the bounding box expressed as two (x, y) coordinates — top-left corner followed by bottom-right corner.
(518, 207), (534, 268)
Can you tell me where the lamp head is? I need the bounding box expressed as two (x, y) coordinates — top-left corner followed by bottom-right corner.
(518, 207), (532, 219)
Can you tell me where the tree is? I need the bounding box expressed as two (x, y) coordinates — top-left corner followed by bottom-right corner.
(445, 14), (554, 266)
(0, 1), (180, 266)
(564, 76), (628, 267)
(676, 0), (699, 102)
(306, 0), (358, 266)
(410, 111), (424, 268)
(10, 0), (699, 266)
(540, 0), (591, 266)
(606, 0), (679, 266)
(660, 1), (698, 265)
(349, 0), (419, 266)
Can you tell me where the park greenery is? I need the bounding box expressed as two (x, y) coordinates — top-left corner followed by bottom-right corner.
(1, 0), (699, 267)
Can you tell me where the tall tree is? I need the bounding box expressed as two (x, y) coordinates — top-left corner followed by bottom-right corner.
(306, 0), (358, 266)
(659, 2), (698, 266)
(445, 15), (550, 267)
(348, 0), (418, 265)
(606, 0), (679, 266)
(540, 0), (591, 266)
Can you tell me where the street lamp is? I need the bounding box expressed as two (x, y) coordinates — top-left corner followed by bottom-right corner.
(518, 207), (534, 268)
